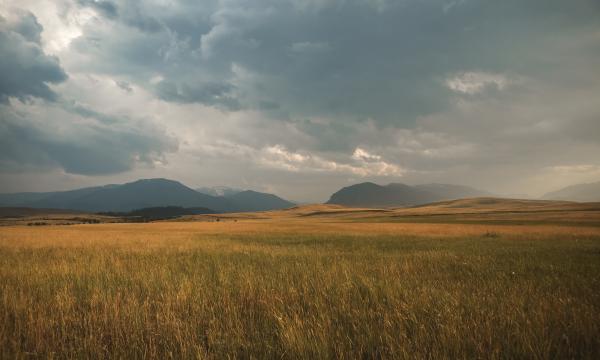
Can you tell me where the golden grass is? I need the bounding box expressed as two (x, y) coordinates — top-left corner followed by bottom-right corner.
(180, 199), (600, 226)
(1, 219), (599, 358)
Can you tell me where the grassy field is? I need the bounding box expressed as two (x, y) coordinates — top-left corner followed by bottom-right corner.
(1, 213), (600, 358)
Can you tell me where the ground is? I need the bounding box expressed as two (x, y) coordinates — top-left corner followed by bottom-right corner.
(1, 199), (599, 358)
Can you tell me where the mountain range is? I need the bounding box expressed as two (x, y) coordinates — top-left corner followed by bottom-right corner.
(326, 182), (492, 207)
(2, 178), (598, 214)
(542, 181), (600, 202)
(0, 179), (295, 213)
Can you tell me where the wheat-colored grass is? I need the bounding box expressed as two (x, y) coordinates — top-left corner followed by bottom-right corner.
(1, 219), (599, 358)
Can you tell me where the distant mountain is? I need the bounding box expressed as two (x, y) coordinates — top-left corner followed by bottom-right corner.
(327, 182), (438, 207)
(326, 182), (490, 207)
(225, 190), (295, 212)
(414, 183), (492, 200)
(0, 178), (295, 213)
(0, 192), (59, 207)
(0, 185), (117, 207)
(542, 181), (600, 202)
(27, 179), (230, 212)
(22, 185), (121, 210)
(196, 186), (242, 197)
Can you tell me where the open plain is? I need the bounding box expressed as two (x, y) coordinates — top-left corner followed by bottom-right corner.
(1, 200), (600, 358)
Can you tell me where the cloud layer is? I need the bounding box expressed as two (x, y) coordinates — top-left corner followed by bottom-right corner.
(1, 0), (599, 200)
(0, 10), (67, 102)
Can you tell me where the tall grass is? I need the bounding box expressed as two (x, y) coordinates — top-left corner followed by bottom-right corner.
(0, 223), (599, 358)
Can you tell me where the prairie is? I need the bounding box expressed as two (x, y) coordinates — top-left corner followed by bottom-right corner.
(1, 202), (599, 358)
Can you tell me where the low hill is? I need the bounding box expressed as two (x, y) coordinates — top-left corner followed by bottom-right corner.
(0, 207), (118, 226)
(542, 181), (600, 202)
(0, 207), (85, 218)
(399, 197), (587, 214)
(101, 206), (216, 220)
(197, 198), (600, 226)
(326, 182), (489, 207)
(414, 183), (492, 200)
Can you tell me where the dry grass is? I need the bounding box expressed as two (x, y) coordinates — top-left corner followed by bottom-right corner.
(1, 219), (599, 358)
(182, 199), (600, 226)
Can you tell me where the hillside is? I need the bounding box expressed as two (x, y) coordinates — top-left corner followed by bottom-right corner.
(194, 198), (600, 226)
(0, 179), (227, 212)
(28, 179), (229, 212)
(326, 182), (489, 207)
(0, 179), (295, 213)
(414, 183), (492, 200)
(542, 181), (600, 202)
(225, 190), (294, 212)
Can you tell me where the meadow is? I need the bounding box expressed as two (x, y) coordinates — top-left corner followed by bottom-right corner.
(1, 214), (599, 358)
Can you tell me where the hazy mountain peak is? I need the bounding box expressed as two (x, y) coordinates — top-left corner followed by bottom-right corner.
(125, 178), (188, 187)
(542, 181), (600, 202)
(196, 186), (242, 197)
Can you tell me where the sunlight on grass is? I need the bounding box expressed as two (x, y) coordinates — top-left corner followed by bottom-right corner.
(0, 221), (599, 358)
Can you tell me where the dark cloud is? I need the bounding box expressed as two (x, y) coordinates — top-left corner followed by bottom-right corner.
(6, 9), (42, 43)
(77, 0), (118, 19)
(68, 0), (600, 129)
(115, 80), (132, 92)
(1, 0), (599, 198)
(0, 12), (67, 102)
(0, 103), (178, 175)
(154, 79), (240, 109)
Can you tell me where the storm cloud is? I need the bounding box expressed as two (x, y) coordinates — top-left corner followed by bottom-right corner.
(0, 101), (177, 175)
(0, 9), (178, 177)
(68, 0), (600, 125)
(0, 10), (67, 102)
(0, 0), (599, 199)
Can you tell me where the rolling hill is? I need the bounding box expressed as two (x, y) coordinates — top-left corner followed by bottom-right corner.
(414, 183), (492, 200)
(183, 197), (600, 227)
(326, 182), (491, 207)
(542, 181), (600, 202)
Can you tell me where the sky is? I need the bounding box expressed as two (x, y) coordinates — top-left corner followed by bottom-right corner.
(1, 0), (599, 202)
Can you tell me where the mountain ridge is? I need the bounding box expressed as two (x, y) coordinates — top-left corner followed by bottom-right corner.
(326, 182), (491, 207)
(196, 186), (242, 197)
(542, 181), (600, 202)
(226, 190), (295, 212)
(0, 178), (294, 213)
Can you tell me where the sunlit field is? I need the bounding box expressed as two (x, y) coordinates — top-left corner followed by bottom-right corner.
(1, 218), (599, 359)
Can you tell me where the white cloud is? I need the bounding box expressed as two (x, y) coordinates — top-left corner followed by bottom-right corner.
(446, 72), (511, 95)
(546, 164), (600, 174)
(2, 0), (96, 55)
(352, 147), (381, 161)
(259, 145), (404, 177)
